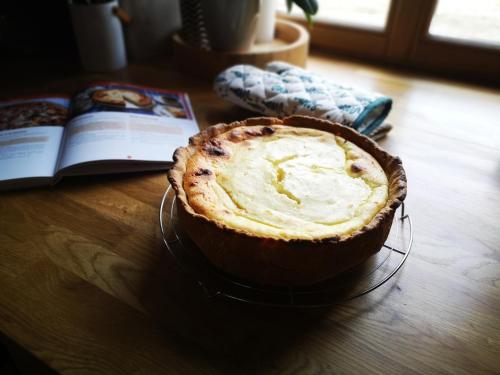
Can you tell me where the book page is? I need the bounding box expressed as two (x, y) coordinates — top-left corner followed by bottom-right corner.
(57, 83), (199, 173)
(0, 97), (69, 184)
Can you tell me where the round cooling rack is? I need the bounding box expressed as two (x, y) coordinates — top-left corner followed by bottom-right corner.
(159, 185), (413, 308)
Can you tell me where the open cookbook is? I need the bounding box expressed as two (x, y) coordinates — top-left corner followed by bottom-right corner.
(0, 82), (199, 190)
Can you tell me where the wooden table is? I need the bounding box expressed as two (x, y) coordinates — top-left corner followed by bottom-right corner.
(1, 54), (500, 374)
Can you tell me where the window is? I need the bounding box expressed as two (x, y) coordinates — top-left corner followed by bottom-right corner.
(279, 0), (500, 83)
(429, 0), (500, 47)
(279, 0), (392, 30)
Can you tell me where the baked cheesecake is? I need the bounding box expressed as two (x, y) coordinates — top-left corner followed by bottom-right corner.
(168, 116), (406, 286)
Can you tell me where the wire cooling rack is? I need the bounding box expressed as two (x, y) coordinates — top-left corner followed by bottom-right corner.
(159, 185), (413, 308)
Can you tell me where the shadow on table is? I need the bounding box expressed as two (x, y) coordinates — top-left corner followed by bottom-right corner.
(136, 235), (401, 371)
(0, 334), (57, 375)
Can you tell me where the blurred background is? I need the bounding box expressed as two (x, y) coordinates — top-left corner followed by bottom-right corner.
(1, 0), (499, 85)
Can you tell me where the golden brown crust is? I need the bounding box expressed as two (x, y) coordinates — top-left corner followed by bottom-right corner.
(168, 116), (407, 286)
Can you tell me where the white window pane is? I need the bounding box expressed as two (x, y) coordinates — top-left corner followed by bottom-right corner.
(429, 0), (500, 46)
(278, 0), (392, 30)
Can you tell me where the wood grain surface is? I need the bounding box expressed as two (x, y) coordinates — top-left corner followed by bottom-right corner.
(1, 54), (500, 374)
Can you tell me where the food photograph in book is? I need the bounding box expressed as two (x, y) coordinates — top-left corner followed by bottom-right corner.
(72, 83), (192, 120)
(0, 97), (70, 131)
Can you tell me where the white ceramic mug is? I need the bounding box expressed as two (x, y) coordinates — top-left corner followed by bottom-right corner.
(69, 0), (127, 71)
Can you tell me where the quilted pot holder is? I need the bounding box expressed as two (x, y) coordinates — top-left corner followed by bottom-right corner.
(214, 61), (392, 136)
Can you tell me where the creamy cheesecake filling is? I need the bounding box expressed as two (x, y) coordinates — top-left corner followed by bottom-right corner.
(185, 126), (389, 240)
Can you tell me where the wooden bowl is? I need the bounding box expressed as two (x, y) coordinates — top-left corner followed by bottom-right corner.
(172, 19), (309, 80)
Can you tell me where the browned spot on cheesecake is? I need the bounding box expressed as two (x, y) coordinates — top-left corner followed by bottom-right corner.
(203, 139), (228, 157)
(194, 168), (212, 176)
(210, 138), (223, 147)
(229, 126), (275, 143)
(245, 126), (276, 138)
(350, 163), (364, 173)
(261, 126), (275, 135)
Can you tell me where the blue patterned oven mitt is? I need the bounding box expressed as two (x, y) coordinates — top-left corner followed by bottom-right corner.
(214, 61), (392, 136)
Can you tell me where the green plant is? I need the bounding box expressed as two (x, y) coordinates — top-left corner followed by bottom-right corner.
(286, 0), (319, 26)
